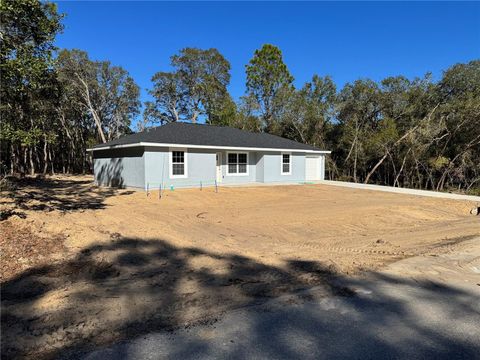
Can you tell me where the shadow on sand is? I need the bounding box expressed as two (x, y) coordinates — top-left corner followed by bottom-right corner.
(1, 236), (478, 359)
(0, 175), (133, 220)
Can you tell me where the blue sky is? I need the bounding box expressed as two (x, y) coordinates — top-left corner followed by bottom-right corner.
(54, 1), (480, 123)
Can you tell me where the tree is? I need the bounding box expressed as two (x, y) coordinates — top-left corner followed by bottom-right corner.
(281, 75), (336, 147)
(144, 72), (183, 126)
(0, 0), (63, 174)
(362, 75), (439, 185)
(433, 60), (480, 190)
(146, 47), (232, 124)
(56, 49), (106, 143)
(56, 49), (140, 143)
(173, 47), (231, 123)
(335, 80), (381, 182)
(230, 95), (262, 132)
(96, 61), (140, 140)
(245, 44), (294, 132)
(206, 95), (237, 127)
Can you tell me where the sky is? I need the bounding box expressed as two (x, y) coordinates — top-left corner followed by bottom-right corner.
(54, 1), (480, 125)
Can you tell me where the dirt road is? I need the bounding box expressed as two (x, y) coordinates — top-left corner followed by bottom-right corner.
(1, 175), (479, 359)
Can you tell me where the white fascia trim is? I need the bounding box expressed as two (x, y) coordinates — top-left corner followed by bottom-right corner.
(87, 142), (331, 154)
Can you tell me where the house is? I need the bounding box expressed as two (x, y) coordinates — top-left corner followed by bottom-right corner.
(87, 122), (330, 190)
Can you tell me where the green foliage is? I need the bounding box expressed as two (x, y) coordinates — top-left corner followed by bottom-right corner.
(466, 188), (480, 196)
(0, 0), (63, 82)
(0, 0), (63, 110)
(228, 95), (262, 132)
(366, 118), (399, 156)
(144, 72), (183, 125)
(172, 47), (231, 123)
(56, 49), (140, 141)
(0, 0), (63, 174)
(245, 44), (294, 131)
(280, 75), (336, 147)
(206, 96), (237, 127)
(429, 156), (450, 171)
(0, 1), (139, 174)
(146, 47), (232, 125)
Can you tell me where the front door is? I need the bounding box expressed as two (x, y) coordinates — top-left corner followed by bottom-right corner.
(216, 152), (222, 183)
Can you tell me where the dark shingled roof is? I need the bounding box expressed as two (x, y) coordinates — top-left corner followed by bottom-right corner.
(93, 122), (325, 151)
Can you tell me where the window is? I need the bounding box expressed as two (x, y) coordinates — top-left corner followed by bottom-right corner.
(281, 153), (291, 175)
(227, 152), (248, 175)
(170, 149), (187, 178)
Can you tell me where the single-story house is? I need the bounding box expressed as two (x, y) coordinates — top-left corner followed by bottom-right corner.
(87, 122), (330, 190)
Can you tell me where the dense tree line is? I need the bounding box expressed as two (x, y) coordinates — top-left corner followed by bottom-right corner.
(1, 0), (140, 174)
(1, 1), (479, 193)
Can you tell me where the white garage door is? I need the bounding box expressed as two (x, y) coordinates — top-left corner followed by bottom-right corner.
(305, 156), (320, 181)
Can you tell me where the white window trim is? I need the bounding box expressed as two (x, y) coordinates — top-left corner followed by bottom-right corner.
(281, 152), (292, 175)
(226, 151), (249, 176)
(169, 147), (188, 179)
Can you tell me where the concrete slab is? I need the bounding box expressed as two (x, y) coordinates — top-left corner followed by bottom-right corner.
(315, 180), (480, 202)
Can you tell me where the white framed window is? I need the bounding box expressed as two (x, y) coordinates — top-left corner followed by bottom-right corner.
(169, 148), (188, 178)
(281, 152), (291, 175)
(226, 152), (249, 176)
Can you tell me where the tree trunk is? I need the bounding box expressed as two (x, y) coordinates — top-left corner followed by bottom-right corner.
(29, 147), (35, 175)
(43, 139), (48, 175)
(466, 177), (480, 191)
(89, 100), (107, 143)
(21, 147), (28, 175)
(10, 144), (16, 174)
(77, 73), (107, 143)
(394, 149), (410, 188)
(436, 133), (480, 191)
(364, 150), (388, 185)
(353, 140), (358, 183)
(364, 120), (425, 185)
(49, 147), (55, 175)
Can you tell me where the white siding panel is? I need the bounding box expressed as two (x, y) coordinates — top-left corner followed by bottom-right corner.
(305, 156), (320, 181)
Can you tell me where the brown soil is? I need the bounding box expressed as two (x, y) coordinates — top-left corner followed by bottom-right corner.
(0, 221), (66, 282)
(1, 175), (479, 359)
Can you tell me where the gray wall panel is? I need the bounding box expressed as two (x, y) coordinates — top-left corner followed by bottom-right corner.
(93, 147), (145, 189)
(261, 152), (306, 183)
(92, 146), (318, 189)
(219, 151), (257, 185)
(255, 153), (264, 183)
(144, 147), (217, 189)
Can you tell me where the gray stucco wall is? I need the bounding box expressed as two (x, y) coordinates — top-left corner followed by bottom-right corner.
(93, 147), (145, 189)
(143, 148), (258, 189)
(144, 147), (217, 189)
(255, 154), (265, 183)
(261, 152), (306, 183)
(218, 151), (257, 185)
(92, 146), (322, 190)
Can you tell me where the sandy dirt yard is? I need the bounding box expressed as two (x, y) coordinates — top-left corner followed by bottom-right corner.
(1, 175), (479, 359)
